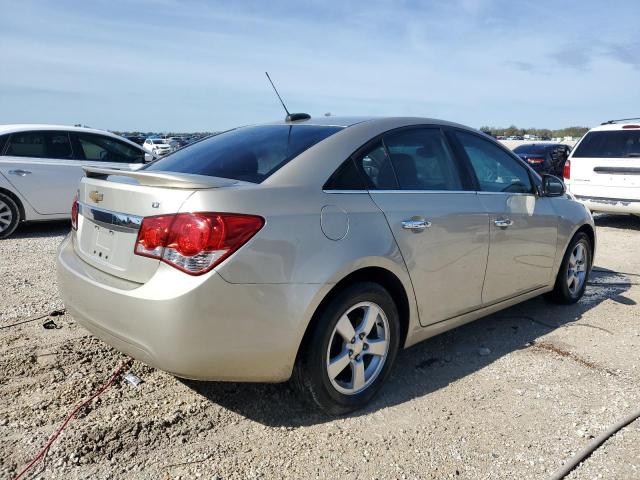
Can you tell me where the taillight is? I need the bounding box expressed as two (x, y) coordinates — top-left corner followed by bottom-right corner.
(135, 212), (264, 275)
(622, 125), (640, 129)
(71, 192), (79, 230)
(526, 157), (545, 164)
(563, 159), (571, 180)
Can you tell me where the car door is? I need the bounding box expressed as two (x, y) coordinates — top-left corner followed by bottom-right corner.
(0, 130), (81, 215)
(449, 129), (558, 304)
(71, 132), (147, 172)
(359, 127), (490, 326)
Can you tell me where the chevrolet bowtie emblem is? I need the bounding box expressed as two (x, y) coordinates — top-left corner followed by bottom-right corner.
(89, 191), (104, 203)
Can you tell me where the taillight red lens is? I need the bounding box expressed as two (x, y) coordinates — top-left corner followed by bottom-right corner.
(622, 125), (640, 129)
(563, 159), (571, 180)
(135, 212), (264, 275)
(526, 157), (545, 164)
(71, 192), (79, 230)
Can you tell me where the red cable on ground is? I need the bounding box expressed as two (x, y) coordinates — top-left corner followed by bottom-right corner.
(13, 358), (132, 480)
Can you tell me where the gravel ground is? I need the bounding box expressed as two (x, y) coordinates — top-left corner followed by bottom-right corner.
(1, 215), (639, 479)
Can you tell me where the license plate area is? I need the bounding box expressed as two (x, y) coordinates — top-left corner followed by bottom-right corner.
(92, 224), (116, 262)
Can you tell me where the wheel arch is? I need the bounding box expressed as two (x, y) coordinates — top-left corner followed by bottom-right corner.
(0, 186), (25, 221)
(295, 266), (412, 365)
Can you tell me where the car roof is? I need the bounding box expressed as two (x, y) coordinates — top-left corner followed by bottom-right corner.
(0, 123), (122, 137)
(266, 115), (473, 130)
(515, 143), (563, 149)
(590, 122), (640, 132)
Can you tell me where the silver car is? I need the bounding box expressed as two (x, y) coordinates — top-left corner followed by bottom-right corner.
(57, 116), (595, 414)
(0, 124), (154, 238)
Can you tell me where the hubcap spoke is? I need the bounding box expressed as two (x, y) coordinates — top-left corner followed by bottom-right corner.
(359, 304), (380, 336)
(327, 349), (351, 379)
(365, 338), (387, 356)
(351, 360), (366, 391)
(335, 314), (355, 342)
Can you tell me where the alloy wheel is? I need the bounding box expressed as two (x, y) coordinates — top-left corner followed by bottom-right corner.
(0, 199), (13, 234)
(567, 242), (587, 295)
(326, 301), (390, 395)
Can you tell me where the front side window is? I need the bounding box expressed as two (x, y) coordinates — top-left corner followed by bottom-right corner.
(145, 125), (343, 183)
(75, 133), (144, 163)
(455, 131), (533, 194)
(573, 130), (640, 158)
(5, 132), (46, 158)
(383, 128), (463, 191)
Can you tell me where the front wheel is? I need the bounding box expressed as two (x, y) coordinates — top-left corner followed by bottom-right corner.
(547, 232), (592, 304)
(292, 282), (400, 415)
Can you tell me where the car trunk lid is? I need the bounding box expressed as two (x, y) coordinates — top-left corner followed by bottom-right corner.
(74, 168), (239, 283)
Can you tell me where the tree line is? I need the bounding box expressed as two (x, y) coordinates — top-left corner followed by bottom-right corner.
(479, 125), (590, 138)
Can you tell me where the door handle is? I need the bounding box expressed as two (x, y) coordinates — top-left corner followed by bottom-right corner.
(402, 219), (432, 230)
(8, 169), (32, 176)
(494, 218), (514, 228)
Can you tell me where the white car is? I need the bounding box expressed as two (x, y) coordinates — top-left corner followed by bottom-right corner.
(564, 119), (640, 215)
(0, 124), (153, 238)
(143, 138), (172, 156)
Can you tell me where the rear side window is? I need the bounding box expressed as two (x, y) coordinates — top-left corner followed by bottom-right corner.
(6, 132), (46, 157)
(74, 133), (144, 163)
(47, 132), (73, 159)
(573, 130), (640, 158)
(382, 128), (462, 191)
(145, 125), (343, 183)
(455, 131), (533, 194)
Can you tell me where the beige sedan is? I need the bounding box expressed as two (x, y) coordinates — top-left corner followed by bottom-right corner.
(57, 116), (594, 414)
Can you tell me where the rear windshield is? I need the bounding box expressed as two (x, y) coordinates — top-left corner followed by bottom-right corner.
(573, 130), (640, 158)
(513, 145), (549, 154)
(144, 124), (343, 183)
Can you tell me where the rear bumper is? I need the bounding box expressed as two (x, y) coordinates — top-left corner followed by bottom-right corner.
(574, 195), (640, 215)
(56, 234), (323, 382)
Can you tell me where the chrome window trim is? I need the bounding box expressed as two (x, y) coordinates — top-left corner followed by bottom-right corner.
(476, 191), (535, 196)
(322, 189), (369, 194)
(369, 190), (476, 194)
(78, 202), (143, 232)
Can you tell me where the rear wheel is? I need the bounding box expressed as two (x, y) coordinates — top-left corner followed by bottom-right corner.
(292, 282), (400, 415)
(0, 193), (20, 239)
(548, 232), (592, 304)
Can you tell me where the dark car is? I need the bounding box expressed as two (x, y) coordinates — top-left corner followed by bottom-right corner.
(513, 143), (571, 175)
(125, 135), (146, 146)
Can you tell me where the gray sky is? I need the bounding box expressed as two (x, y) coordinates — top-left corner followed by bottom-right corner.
(1, 0), (639, 131)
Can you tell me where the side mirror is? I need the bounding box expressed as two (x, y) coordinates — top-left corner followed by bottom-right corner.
(541, 174), (565, 197)
(144, 152), (155, 163)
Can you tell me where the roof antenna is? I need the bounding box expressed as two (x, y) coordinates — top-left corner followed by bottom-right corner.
(265, 72), (311, 122)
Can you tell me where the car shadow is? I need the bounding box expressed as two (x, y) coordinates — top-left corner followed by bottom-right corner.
(593, 213), (640, 231)
(11, 220), (70, 239)
(183, 267), (634, 426)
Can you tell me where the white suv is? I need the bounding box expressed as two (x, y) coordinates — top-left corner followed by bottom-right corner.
(564, 119), (640, 215)
(143, 138), (172, 156)
(0, 124), (154, 238)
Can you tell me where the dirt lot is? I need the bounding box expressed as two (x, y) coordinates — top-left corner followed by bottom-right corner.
(1, 215), (639, 479)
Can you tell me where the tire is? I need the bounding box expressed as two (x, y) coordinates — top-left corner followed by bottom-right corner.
(547, 231), (592, 304)
(292, 282), (400, 415)
(0, 192), (20, 239)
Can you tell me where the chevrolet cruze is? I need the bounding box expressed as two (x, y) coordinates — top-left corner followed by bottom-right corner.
(57, 116), (595, 414)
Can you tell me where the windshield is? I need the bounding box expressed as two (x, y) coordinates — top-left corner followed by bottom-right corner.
(151, 139), (165, 144)
(144, 124), (343, 183)
(573, 130), (640, 158)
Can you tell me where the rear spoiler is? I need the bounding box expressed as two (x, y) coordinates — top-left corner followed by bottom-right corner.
(83, 167), (240, 189)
